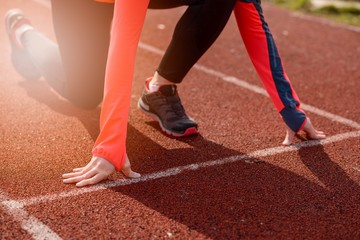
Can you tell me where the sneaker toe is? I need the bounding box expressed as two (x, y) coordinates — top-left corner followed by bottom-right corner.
(170, 119), (198, 132)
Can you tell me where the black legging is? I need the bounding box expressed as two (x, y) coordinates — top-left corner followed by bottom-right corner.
(154, 0), (236, 83)
(21, 0), (236, 109)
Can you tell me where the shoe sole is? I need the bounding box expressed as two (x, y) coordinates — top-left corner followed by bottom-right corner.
(137, 98), (199, 137)
(5, 9), (41, 81)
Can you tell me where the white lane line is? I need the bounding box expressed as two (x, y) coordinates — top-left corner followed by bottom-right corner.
(138, 42), (360, 130)
(34, 0), (360, 129)
(0, 191), (62, 240)
(301, 104), (360, 129)
(4, 129), (359, 208)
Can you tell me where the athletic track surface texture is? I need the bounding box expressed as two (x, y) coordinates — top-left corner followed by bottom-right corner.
(1, 0), (360, 239)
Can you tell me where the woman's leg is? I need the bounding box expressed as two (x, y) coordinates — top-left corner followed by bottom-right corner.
(50, 0), (114, 109)
(138, 0), (237, 137)
(19, 0), (113, 109)
(152, 0), (237, 83)
(21, 28), (66, 99)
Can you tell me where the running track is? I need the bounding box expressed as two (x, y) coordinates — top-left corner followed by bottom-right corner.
(1, 0), (360, 239)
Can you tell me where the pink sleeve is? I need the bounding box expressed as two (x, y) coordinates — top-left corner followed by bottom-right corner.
(92, 0), (149, 170)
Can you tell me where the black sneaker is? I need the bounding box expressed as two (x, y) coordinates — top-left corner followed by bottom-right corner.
(5, 9), (41, 80)
(138, 78), (199, 137)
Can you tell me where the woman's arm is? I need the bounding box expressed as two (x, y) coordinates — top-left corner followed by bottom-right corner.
(63, 0), (149, 187)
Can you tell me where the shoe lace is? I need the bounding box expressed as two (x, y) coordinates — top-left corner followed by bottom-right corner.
(152, 93), (187, 121)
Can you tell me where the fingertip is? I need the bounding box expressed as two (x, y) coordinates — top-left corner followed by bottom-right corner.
(122, 168), (141, 178)
(73, 168), (83, 172)
(62, 173), (70, 178)
(63, 179), (71, 184)
(282, 131), (294, 146)
(282, 140), (292, 146)
(75, 182), (85, 188)
(129, 172), (141, 178)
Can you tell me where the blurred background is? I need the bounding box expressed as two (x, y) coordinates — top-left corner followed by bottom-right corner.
(268, 0), (360, 26)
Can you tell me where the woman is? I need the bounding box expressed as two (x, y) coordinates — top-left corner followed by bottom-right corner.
(64, 0), (325, 186)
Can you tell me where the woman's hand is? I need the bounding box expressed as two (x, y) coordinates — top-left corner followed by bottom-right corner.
(282, 117), (326, 146)
(62, 155), (140, 187)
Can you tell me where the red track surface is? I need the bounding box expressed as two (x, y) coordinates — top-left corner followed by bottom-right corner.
(1, 0), (360, 239)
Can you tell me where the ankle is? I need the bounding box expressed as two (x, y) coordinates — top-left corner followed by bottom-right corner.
(151, 72), (175, 86)
(148, 72), (176, 92)
(14, 24), (33, 48)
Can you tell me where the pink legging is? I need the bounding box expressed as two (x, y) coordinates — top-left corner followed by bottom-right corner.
(92, 0), (149, 170)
